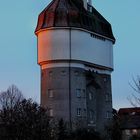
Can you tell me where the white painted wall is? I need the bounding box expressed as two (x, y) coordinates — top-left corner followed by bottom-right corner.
(37, 30), (70, 62)
(41, 62), (85, 69)
(41, 62), (111, 75)
(37, 28), (113, 69)
(71, 30), (113, 69)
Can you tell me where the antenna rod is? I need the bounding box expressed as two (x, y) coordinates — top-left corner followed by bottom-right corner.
(83, 0), (87, 9)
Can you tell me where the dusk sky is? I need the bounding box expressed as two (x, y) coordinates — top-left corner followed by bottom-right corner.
(0, 0), (140, 109)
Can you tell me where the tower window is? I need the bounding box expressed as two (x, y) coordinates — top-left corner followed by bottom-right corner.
(61, 70), (66, 76)
(106, 111), (112, 119)
(125, 130), (130, 135)
(132, 129), (138, 135)
(76, 89), (81, 98)
(104, 77), (107, 82)
(83, 89), (86, 98)
(105, 94), (109, 101)
(49, 71), (53, 77)
(89, 92), (93, 100)
(89, 111), (94, 120)
(74, 71), (79, 76)
(49, 109), (53, 117)
(48, 89), (54, 98)
(89, 110), (95, 124)
(106, 111), (109, 118)
(41, 71), (44, 77)
(84, 109), (87, 117)
(77, 108), (81, 116)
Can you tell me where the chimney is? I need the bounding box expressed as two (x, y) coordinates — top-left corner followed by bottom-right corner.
(83, 0), (87, 10)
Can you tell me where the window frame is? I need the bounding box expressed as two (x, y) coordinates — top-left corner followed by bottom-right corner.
(48, 89), (54, 98)
(77, 108), (81, 116)
(76, 89), (81, 98)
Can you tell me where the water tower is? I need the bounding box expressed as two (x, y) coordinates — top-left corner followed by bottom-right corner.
(35, 0), (115, 132)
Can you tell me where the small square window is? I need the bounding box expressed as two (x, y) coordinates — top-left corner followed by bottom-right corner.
(76, 89), (81, 98)
(61, 70), (66, 76)
(131, 112), (136, 115)
(125, 130), (130, 135)
(132, 129), (137, 135)
(77, 108), (81, 116)
(48, 89), (54, 98)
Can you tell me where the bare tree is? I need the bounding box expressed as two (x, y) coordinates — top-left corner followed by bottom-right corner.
(0, 85), (24, 109)
(128, 76), (140, 106)
(0, 98), (51, 140)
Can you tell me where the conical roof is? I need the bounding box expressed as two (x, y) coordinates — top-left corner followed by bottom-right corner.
(35, 0), (115, 42)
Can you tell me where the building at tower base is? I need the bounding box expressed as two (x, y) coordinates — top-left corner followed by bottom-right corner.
(35, 0), (115, 134)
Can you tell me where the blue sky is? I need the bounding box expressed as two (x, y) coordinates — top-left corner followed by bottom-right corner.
(0, 0), (140, 109)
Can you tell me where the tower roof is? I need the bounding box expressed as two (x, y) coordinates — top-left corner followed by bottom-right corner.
(35, 0), (115, 42)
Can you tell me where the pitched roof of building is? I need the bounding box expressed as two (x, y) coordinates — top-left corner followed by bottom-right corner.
(118, 107), (140, 116)
(35, 0), (115, 43)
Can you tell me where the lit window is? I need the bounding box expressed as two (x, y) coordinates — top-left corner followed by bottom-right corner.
(48, 89), (54, 98)
(131, 112), (136, 115)
(77, 108), (81, 116)
(50, 109), (53, 117)
(132, 129), (137, 135)
(76, 89), (81, 98)
(125, 130), (130, 135)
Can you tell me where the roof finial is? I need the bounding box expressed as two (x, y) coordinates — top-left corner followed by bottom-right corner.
(88, 0), (92, 6)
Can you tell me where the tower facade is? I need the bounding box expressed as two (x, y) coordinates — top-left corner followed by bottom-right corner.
(35, 0), (115, 132)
